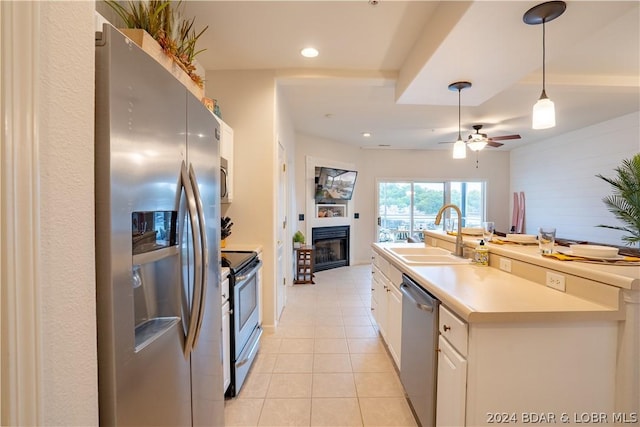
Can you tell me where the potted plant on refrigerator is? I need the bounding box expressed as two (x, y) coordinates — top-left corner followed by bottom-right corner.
(105, 0), (208, 98)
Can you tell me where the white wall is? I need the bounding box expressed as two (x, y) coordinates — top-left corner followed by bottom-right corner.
(204, 70), (281, 328)
(1, 1), (98, 424)
(295, 133), (511, 264)
(511, 112), (640, 245)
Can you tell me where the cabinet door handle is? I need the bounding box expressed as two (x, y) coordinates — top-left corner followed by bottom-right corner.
(443, 325), (451, 332)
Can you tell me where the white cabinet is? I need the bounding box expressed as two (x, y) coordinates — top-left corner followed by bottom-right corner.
(370, 251), (402, 368)
(216, 116), (234, 203)
(434, 304), (618, 426)
(386, 281), (402, 366)
(222, 299), (231, 393)
(436, 306), (467, 427)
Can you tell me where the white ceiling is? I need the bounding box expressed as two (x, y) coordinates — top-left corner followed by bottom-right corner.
(184, 1), (639, 151)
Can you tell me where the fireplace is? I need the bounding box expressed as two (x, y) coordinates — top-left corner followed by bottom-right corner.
(312, 226), (350, 272)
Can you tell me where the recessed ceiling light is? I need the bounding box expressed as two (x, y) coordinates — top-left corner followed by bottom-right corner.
(300, 47), (319, 58)
(362, 132), (372, 137)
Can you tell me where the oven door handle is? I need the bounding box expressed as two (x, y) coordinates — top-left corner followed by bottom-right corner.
(188, 163), (208, 351)
(235, 260), (262, 283)
(180, 161), (203, 358)
(236, 326), (263, 368)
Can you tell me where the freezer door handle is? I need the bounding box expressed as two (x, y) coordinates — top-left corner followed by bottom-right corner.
(188, 163), (208, 351)
(400, 283), (434, 312)
(181, 161), (204, 358)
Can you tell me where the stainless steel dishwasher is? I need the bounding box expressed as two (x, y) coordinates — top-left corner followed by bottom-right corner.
(399, 274), (440, 427)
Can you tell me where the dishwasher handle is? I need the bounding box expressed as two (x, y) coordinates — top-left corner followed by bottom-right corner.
(400, 282), (435, 313)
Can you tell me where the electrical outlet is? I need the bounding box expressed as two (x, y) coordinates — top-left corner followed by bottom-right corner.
(546, 272), (566, 292)
(499, 258), (512, 273)
(431, 238), (439, 247)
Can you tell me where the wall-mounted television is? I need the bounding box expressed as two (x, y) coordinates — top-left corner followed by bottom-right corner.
(315, 167), (358, 201)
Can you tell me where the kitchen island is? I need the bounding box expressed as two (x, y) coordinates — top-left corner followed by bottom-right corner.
(372, 232), (638, 426)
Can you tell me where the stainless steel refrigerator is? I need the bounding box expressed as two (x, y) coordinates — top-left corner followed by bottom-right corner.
(95, 24), (223, 426)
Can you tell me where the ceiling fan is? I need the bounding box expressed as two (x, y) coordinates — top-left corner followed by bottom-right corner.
(440, 124), (521, 150)
(467, 124), (521, 149)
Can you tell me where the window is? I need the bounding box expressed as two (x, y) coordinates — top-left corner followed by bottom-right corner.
(377, 180), (485, 242)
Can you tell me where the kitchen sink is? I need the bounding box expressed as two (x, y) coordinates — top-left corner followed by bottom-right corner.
(400, 254), (471, 265)
(384, 246), (471, 265)
(386, 246), (450, 256)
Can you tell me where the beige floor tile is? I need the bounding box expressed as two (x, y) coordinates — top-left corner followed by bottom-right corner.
(312, 373), (357, 398)
(273, 353), (314, 373)
(341, 306), (372, 316)
(258, 398), (311, 426)
(279, 312), (315, 326)
(279, 338), (314, 353)
(313, 354), (352, 373)
(260, 337), (283, 353)
(311, 398), (363, 426)
(315, 307), (343, 317)
(238, 373), (272, 398)
(315, 325), (346, 338)
(315, 315), (344, 326)
(252, 353), (277, 373)
(347, 338), (384, 354)
(359, 397), (418, 426)
(314, 338), (349, 354)
(342, 315), (373, 326)
(345, 325), (378, 338)
(280, 324), (316, 339)
(354, 372), (405, 397)
(349, 353), (394, 373)
(224, 398), (264, 426)
(266, 373), (312, 398)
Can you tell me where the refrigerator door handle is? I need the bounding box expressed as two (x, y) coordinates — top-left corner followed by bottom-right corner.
(188, 163), (208, 350)
(181, 161), (204, 358)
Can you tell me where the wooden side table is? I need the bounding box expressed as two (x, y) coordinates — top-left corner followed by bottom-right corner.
(294, 245), (315, 284)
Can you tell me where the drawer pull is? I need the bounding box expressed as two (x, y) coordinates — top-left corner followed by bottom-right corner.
(443, 325), (451, 332)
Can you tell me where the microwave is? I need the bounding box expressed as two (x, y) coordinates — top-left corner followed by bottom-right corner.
(220, 157), (230, 203)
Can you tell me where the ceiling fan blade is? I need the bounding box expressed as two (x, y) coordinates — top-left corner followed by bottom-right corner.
(438, 141), (454, 144)
(486, 141), (504, 148)
(489, 134), (521, 141)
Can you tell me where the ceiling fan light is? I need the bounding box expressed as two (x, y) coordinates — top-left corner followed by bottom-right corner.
(467, 140), (487, 151)
(532, 95), (556, 129)
(453, 139), (467, 159)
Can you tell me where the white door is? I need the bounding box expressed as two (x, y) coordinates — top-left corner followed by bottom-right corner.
(275, 141), (287, 320)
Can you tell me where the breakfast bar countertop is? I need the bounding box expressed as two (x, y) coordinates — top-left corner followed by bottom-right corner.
(423, 230), (640, 290)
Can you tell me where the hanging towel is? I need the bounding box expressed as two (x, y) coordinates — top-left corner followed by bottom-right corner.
(517, 192), (525, 234)
(511, 192), (520, 233)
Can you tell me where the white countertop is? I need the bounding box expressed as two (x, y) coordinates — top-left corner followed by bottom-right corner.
(373, 240), (624, 323)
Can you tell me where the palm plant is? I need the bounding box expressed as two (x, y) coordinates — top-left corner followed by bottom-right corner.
(596, 153), (640, 246)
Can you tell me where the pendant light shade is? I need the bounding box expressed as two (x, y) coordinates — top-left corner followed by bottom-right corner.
(532, 92), (556, 129)
(448, 81), (472, 160)
(524, 1), (566, 130)
(453, 139), (467, 159)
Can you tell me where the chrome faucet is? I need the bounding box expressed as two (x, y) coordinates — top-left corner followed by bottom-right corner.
(434, 204), (464, 257)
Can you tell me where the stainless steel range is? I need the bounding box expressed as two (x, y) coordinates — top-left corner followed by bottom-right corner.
(221, 251), (262, 397)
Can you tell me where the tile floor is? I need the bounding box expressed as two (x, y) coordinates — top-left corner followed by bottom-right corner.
(224, 264), (418, 427)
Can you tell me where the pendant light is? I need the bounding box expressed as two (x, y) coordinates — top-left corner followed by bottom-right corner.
(448, 81), (472, 159)
(524, 1), (566, 130)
